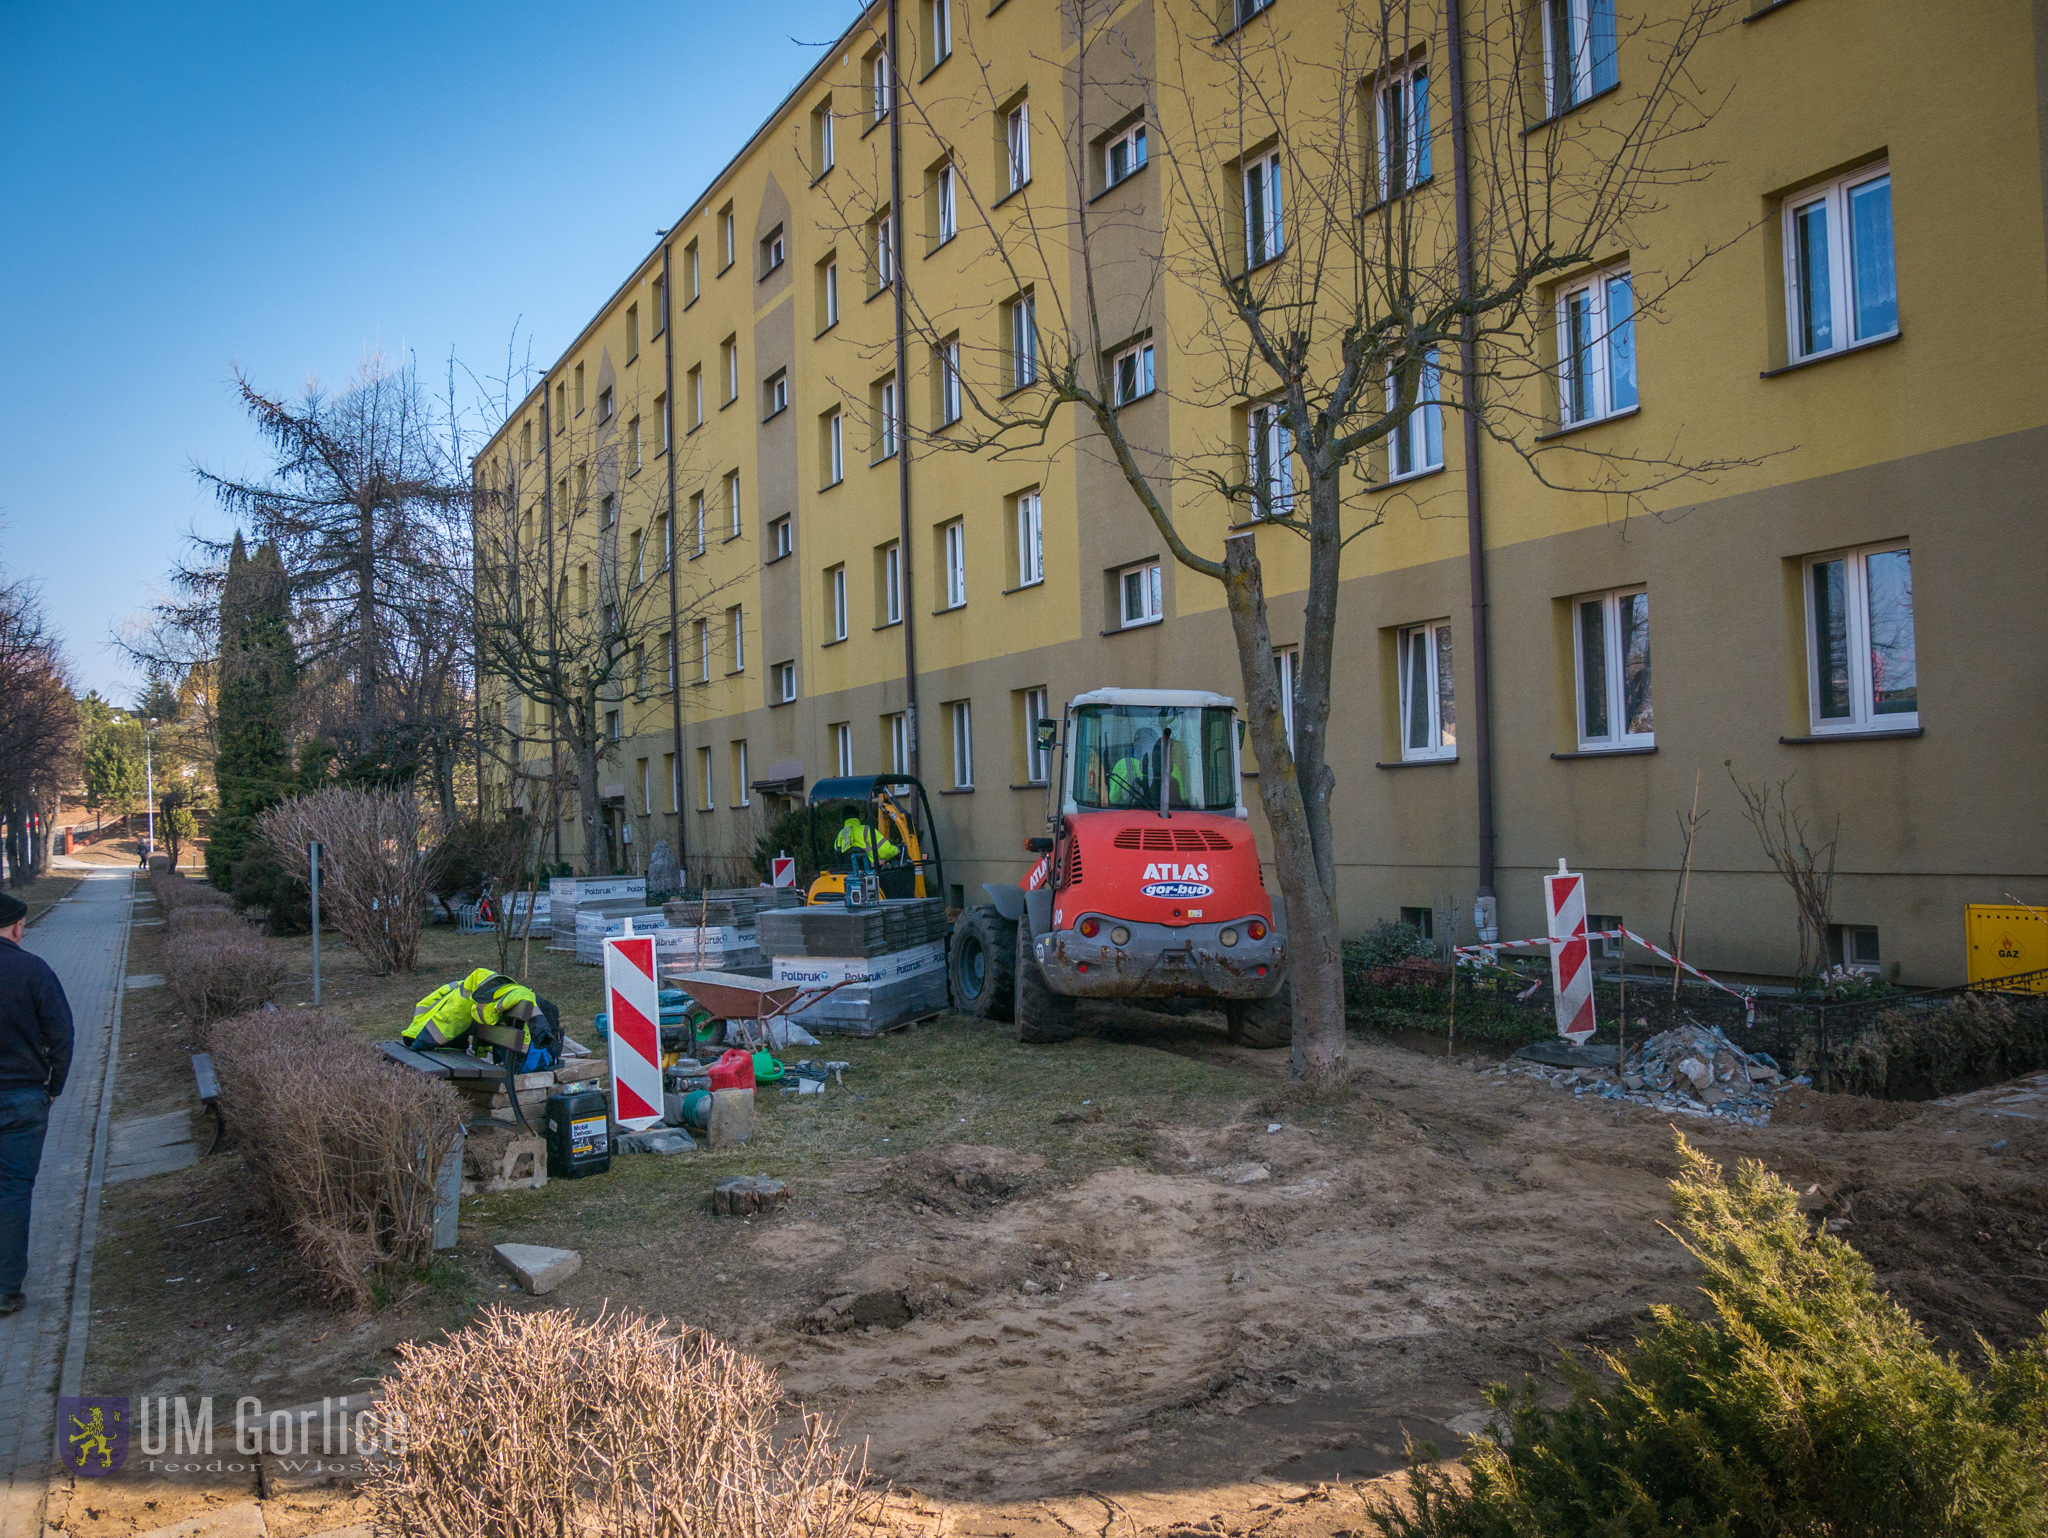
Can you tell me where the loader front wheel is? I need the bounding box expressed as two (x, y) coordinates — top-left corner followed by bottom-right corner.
(950, 907), (1016, 1022)
(1014, 927), (1079, 1043)
(1225, 985), (1293, 1049)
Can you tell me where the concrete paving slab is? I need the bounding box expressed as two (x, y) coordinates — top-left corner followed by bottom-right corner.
(123, 974), (166, 990)
(494, 1243), (581, 1295)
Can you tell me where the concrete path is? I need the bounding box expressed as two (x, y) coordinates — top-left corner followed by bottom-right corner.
(0, 870), (130, 1536)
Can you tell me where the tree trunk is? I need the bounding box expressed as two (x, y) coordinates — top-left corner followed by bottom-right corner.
(1220, 534), (1346, 1086)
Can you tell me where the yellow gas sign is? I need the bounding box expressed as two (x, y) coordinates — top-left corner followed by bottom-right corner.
(1965, 905), (2048, 992)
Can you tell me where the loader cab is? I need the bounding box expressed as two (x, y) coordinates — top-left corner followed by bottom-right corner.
(1052, 688), (1247, 821)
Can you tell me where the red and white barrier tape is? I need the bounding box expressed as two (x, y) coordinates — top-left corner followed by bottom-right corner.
(1454, 928), (1756, 1021)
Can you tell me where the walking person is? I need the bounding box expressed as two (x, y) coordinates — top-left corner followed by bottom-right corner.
(0, 891), (72, 1314)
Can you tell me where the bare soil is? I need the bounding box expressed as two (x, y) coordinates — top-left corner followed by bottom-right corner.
(61, 913), (2048, 1536)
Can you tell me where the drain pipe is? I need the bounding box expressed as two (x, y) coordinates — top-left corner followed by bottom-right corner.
(886, 0), (921, 778)
(540, 388), (563, 866)
(660, 239), (688, 883)
(1446, 0), (1498, 942)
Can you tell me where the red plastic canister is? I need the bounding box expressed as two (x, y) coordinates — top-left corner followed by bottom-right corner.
(707, 1048), (756, 1091)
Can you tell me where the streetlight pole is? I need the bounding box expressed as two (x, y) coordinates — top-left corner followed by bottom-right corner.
(144, 717), (158, 863)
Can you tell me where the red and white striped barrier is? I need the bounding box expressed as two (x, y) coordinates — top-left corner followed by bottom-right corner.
(1544, 862), (1596, 1042)
(604, 929), (664, 1130)
(1454, 927), (1756, 1022)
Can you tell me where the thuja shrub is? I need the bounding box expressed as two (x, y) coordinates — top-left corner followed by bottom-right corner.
(365, 1306), (879, 1538)
(165, 924), (287, 1023)
(209, 1009), (464, 1307)
(1831, 993), (2048, 1099)
(1373, 1135), (2048, 1538)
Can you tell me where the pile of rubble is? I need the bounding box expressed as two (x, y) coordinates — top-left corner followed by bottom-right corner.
(1497, 1021), (1810, 1126)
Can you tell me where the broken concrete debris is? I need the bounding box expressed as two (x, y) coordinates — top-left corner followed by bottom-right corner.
(1504, 1020), (1808, 1125)
(494, 1242), (581, 1295)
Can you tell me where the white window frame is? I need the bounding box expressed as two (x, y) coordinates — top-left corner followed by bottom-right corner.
(735, 741), (750, 807)
(950, 701), (974, 787)
(633, 530), (646, 584)
(1803, 541), (1918, 735)
(824, 260), (840, 326)
(726, 472), (742, 538)
(629, 415), (642, 472)
(668, 751), (679, 813)
(870, 48), (892, 123)
(1016, 491), (1044, 587)
(695, 618), (711, 683)
(700, 746), (714, 810)
(940, 339), (962, 425)
(1105, 122), (1147, 187)
(602, 493), (617, 528)
(597, 386), (613, 424)
(818, 101), (835, 172)
(1386, 350), (1445, 481)
(725, 341), (739, 402)
(690, 368), (703, 427)
(1273, 647), (1299, 753)
(770, 514), (792, 560)
(691, 492), (706, 557)
(1235, 0), (1274, 23)
(767, 370), (788, 416)
(1243, 149), (1284, 268)
(764, 228), (785, 272)
(1542, 0), (1618, 117)
(883, 542), (903, 625)
(834, 722), (854, 777)
(686, 242), (700, 300)
(728, 605), (744, 672)
(666, 631), (676, 690)
(936, 163), (957, 243)
(830, 565), (848, 640)
(876, 212), (894, 287)
(888, 712), (910, 774)
(827, 409), (845, 483)
(1006, 101), (1031, 192)
(1119, 561), (1163, 628)
(1375, 61), (1430, 200)
(1556, 266), (1637, 427)
(931, 0), (951, 61)
(1571, 586), (1654, 752)
(606, 708), (620, 742)
(943, 519), (966, 609)
(776, 660), (797, 702)
(1024, 686), (1051, 782)
(1398, 620), (1456, 762)
(1010, 294), (1037, 387)
(878, 378), (899, 459)
(1113, 341), (1155, 405)
(1783, 164), (1897, 364)
(1249, 400), (1294, 516)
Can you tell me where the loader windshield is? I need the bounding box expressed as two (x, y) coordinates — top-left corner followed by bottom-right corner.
(1070, 704), (1235, 812)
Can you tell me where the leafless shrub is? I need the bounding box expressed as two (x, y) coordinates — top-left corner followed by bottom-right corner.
(166, 925), (287, 1023)
(260, 787), (438, 974)
(150, 870), (229, 910)
(1730, 771), (1838, 982)
(165, 905), (241, 940)
(365, 1306), (880, 1538)
(209, 1009), (464, 1307)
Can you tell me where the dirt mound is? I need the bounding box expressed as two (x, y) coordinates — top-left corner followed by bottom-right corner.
(884, 1143), (1046, 1213)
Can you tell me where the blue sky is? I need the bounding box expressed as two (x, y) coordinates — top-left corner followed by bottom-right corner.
(0, 0), (855, 700)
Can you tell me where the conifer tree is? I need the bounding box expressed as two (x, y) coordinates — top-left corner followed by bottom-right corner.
(207, 535), (297, 891)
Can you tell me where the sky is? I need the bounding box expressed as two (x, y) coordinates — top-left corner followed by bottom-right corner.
(0, 0), (857, 701)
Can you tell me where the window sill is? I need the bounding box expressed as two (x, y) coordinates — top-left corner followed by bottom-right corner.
(867, 285), (891, 305)
(764, 550), (792, 566)
(1101, 617), (1163, 636)
(1779, 726), (1923, 745)
(1238, 251), (1286, 281)
(1522, 80), (1621, 137)
(998, 378), (1040, 401)
(684, 296), (699, 312)
(870, 452), (899, 467)
(771, 695), (795, 708)
(687, 422), (703, 436)
(1743, 0), (1806, 20)
(725, 669), (745, 678)
(821, 636), (848, 649)
(1009, 781), (1048, 791)
(815, 321), (839, 341)
(931, 603), (966, 616)
(861, 113), (889, 142)
(1382, 462), (1447, 488)
(759, 261), (785, 282)
(1375, 755), (1458, 769)
(1534, 404), (1640, 443)
(1551, 744), (1656, 760)
(919, 52), (952, 84)
(763, 406), (787, 423)
(717, 261), (734, 278)
(1761, 329), (1901, 379)
(1002, 579), (1045, 596)
(697, 806), (716, 814)
(874, 619), (903, 632)
(939, 786), (975, 795)
(1088, 161), (1152, 205)
(720, 398), (736, 412)
(1112, 387), (1158, 409)
(820, 477), (844, 493)
(1359, 173), (1436, 217)
(723, 532), (742, 544)
(926, 233), (958, 257)
(810, 164), (835, 189)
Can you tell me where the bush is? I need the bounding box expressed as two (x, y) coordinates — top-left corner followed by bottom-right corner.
(209, 1009), (464, 1307)
(165, 905), (241, 939)
(365, 1305), (877, 1537)
(226, 849), (309, 935)
(750, 799), (862, 884)
(260, 787), (438, 974)
(1353, 918), (1441, 966)
(1372, 1134), (2048, 1538)
(165, 924), (287, 1023)
(1831, 993), (2048, 1099)
(150, 870), (229, 911)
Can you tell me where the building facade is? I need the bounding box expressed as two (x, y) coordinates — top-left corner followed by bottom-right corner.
(474, 0), (2048, 985)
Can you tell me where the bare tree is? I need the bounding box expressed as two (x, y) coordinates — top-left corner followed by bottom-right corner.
(0, 580), (78, 882)
(1730, 770), (1837, 984)
(811, 0), (1758, 1081)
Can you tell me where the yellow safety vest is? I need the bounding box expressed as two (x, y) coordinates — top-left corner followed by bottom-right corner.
(405, 967), (537, 1053)
(834, 820), (899, 862)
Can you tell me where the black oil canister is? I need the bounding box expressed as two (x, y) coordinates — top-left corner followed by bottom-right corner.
(544, 1086), (611, 1178)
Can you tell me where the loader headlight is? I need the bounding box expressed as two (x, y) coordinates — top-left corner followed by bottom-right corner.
(1219, 927), (1239, 947)
(1110, 925), (1130, 946)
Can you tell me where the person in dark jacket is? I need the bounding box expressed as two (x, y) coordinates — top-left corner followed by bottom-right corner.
(0, 890), (72, 1313)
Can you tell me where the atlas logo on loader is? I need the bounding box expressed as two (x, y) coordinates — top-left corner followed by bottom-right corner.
(1140, 862), (1209, 883)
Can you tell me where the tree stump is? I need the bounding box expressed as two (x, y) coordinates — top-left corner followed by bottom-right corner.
(712, 1175), (789, 1216)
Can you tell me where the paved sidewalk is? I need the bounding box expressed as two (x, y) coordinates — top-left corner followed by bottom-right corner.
(0, 870), (131, 1536)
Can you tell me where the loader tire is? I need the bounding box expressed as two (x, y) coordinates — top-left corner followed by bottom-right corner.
(950, 906), (1016, 1022)
(1014, 926), (1079, 1043)
(1225, 985), (1293, 1049)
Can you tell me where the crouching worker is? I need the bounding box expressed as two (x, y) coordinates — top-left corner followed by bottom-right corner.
(405, 967), (561, 1073)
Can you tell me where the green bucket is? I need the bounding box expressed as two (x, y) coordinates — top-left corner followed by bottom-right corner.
(751, 1052), (786, 1084)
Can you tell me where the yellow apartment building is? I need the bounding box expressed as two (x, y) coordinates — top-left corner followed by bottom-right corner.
(473, 0), (2048, 985)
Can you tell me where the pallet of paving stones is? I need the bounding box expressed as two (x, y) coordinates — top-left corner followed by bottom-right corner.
(784, 968), (951, 1036)
(662, 886), (804, 932)
(756, 898), (948, 958)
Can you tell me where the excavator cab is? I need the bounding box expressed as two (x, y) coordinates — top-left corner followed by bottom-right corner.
(803, 775), (946, 904)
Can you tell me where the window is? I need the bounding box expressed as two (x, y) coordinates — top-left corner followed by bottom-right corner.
(521, 419), (533, 463)
(833, 722), (854, 777)
(577, 563), (589, 609)
(1120, 561), (1163, 627)
(1784, 165), (1896, 363)
(1235, 0), (1274, 24)
(1542, 0), (1618, 116)
(776, 660), (797, 702)
(1243, 150), (1284, 267)
(1573, 587), (1653, 750)
(663, 751), (677, 811)
(824, 408), (845, 484)
(1376, 60), (1430, 199)
(626, 304), (639, 360)
(942, 519), (966, 609)
(1587, 913), (1623, 961)
(886, 712), (910, 774)
(1009, 293), (1038, 387)
(733, 741), (750, 806)
(688, 365), (703, 428)
(829, 564), (848, 640)
(761, 225), (785, 276)
(949, 701), (974, 788)
(925, 0), (952, 63)
(634, 645), (647, 694)
(869, 47), (892, 125)
(1557, 267), (1636, 425)
(628, 415), (642, 472)
(632, 529), (646, 583)
(875, 376), (899, 460)
(1830, 925), (1883, 973)
(655, 394), (668, 453)
(695, 618), (712, 682)
(554, 381), (566, 429)
(1016, 491), (1044, 586)
(1400, 906), (1434, 940)
(665, 631), (676, 689)
(690, 491), (706, 556)
(1006, 100), (1031, 191)
(1249, 400), (1294, 516)
(574, 363), (585, 414)
(1805, 542), (1916, 733)
(1105, 122), (1147, 187)
(651, 277), (666, 336)
(766, 369), (789, 417)
(1398, 621), (1456, 761)
(1273, 647), (1299, 752)
(821, 257), (840, 328)
(874, 211), (895, 288)
(881, 541), (903, 625)
(718, 204), (736, 271)
(698, 747), (714, 810)
(605, 708), (620, 742)
(938, 337), (962, 425)
(685, 240), (700, 301)
(769, 514), (792, 560)
(812, 96), (836, 175)
(601, 493), (617, 528)
(724, 471), (742, 538)
(637, 757), (651, 813)
(1024, 686), (1051, 782)
(935, 163), (957, 244)
(722, 337), (738, 403)
(1388, 351), (1445, 479)
(1113, 341), (1155, 405)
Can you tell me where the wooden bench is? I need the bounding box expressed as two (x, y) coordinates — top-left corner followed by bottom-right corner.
(191, 1051), (226, 1154)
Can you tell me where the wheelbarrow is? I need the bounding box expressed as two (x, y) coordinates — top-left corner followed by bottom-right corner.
(664, 969), (858, 1050)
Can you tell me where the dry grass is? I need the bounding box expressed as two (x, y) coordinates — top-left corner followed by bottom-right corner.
(209, 1008), (466, 1306)
(366, 1305), (879, 1538)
